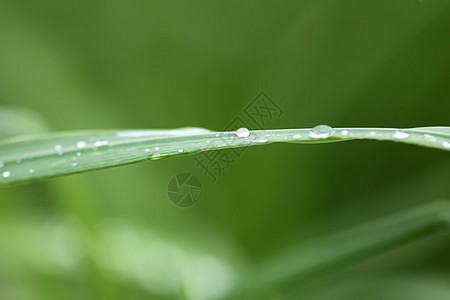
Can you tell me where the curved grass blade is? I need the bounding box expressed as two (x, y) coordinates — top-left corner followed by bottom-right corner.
(224, 200), (450, 299)
(0, 126), (449, 186)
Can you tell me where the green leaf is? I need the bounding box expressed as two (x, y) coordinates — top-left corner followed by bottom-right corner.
(0, 126), (449, 186)
(225, 200), (450, 299)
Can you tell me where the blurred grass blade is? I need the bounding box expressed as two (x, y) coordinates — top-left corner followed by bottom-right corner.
(0, 126), (449, 186)
(226, 200), (450, 299)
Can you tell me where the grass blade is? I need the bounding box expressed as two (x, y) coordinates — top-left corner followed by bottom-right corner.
(0, 126), (449, 186)
(225, 200), (450, 299)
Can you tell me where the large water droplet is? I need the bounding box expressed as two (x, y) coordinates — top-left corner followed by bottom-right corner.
(2, 171), (11, 178)
(393, 130), (409, 139)
(309, 125), (333, 139)
(235, 128), (250, 138)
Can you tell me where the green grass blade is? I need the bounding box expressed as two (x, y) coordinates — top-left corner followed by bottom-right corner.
(225, 200), (450, 299)
(0, 126), (449, 186)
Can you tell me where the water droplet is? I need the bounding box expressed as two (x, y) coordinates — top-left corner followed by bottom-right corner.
(145, 148), (150, 152)
(54, 144), (63, 155)
(393, 130), (409, 139)
(443, 141), (450, 149)
(206, 140), (211, 143)
(256, 138), (268, 143)
(95, 140), (108, 147)
(309, 125), (333, 139)
(293, 134), (301, 139)
(2, 171), (11, 178)
(341, 130), (349, 136)
(369, 131), (376, 136)
(154, 146), (160, 151)
(424, 134), (437, 142)
(215, 133), (220, 137)
(77, 141), (87, 148)
(235, 127), (250, 138)
(178, 148), (184, 153)
(76, 152), (82, 157)
(72, 162), (78, 167)
(29, 169), (35, 174)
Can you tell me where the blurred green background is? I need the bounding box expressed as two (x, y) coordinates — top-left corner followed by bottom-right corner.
(0, 1), (449, 299)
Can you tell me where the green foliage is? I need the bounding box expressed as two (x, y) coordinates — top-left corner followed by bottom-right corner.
(1, 126), (449, 186)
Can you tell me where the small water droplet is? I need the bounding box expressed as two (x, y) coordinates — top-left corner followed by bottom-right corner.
(293, 134), (301, 139)
(424, 134), (437, 142)
(72, 162), (78, 167)
(76, 152), (82, 156)
(145, 148), (150, 152)
(309, 125), (333, 139)
(29, 169), (35, 174)
(95, 140), (108, 147)
(369, 131), (376, 136)
(443, 141), (450, 149)
(256, 138), (268, 143)
(235, 127), (250, 138)
(215, 133), (220, 137)
(341, 130), (349, 136)
(2, 171), (11, 178)
(77, 141), (87, 148)
(55, 144), (63, 155)
(154, 146), (160, 151)
(178, 148), (184, 153)
(393, 130), (409, 139)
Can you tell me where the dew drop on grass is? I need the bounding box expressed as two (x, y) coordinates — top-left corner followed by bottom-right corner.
(424, 134), (437, 142)
(95, 140), (108, 147)
(309, 125), (333, 139)
(29, 169), (35, 174)
(178, 148), (184, 153)
(54, 144), (63, 156)
(72, 162), (78, 167)
(77, 141), (87, 148)
(443, 141), (450, 149)
(293, 134), (301, 139)
(341, 130), (349, 136)
(2, 171), (11, 178)
(144, 148), (150, 152)
(154, 146), (160, 151)
(76, 152), (82, 157)
(393, 130), (409, 139)
(235, 128), (250, 138)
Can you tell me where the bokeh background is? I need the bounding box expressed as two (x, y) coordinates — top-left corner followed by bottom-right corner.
(1, 1), (450, 299)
